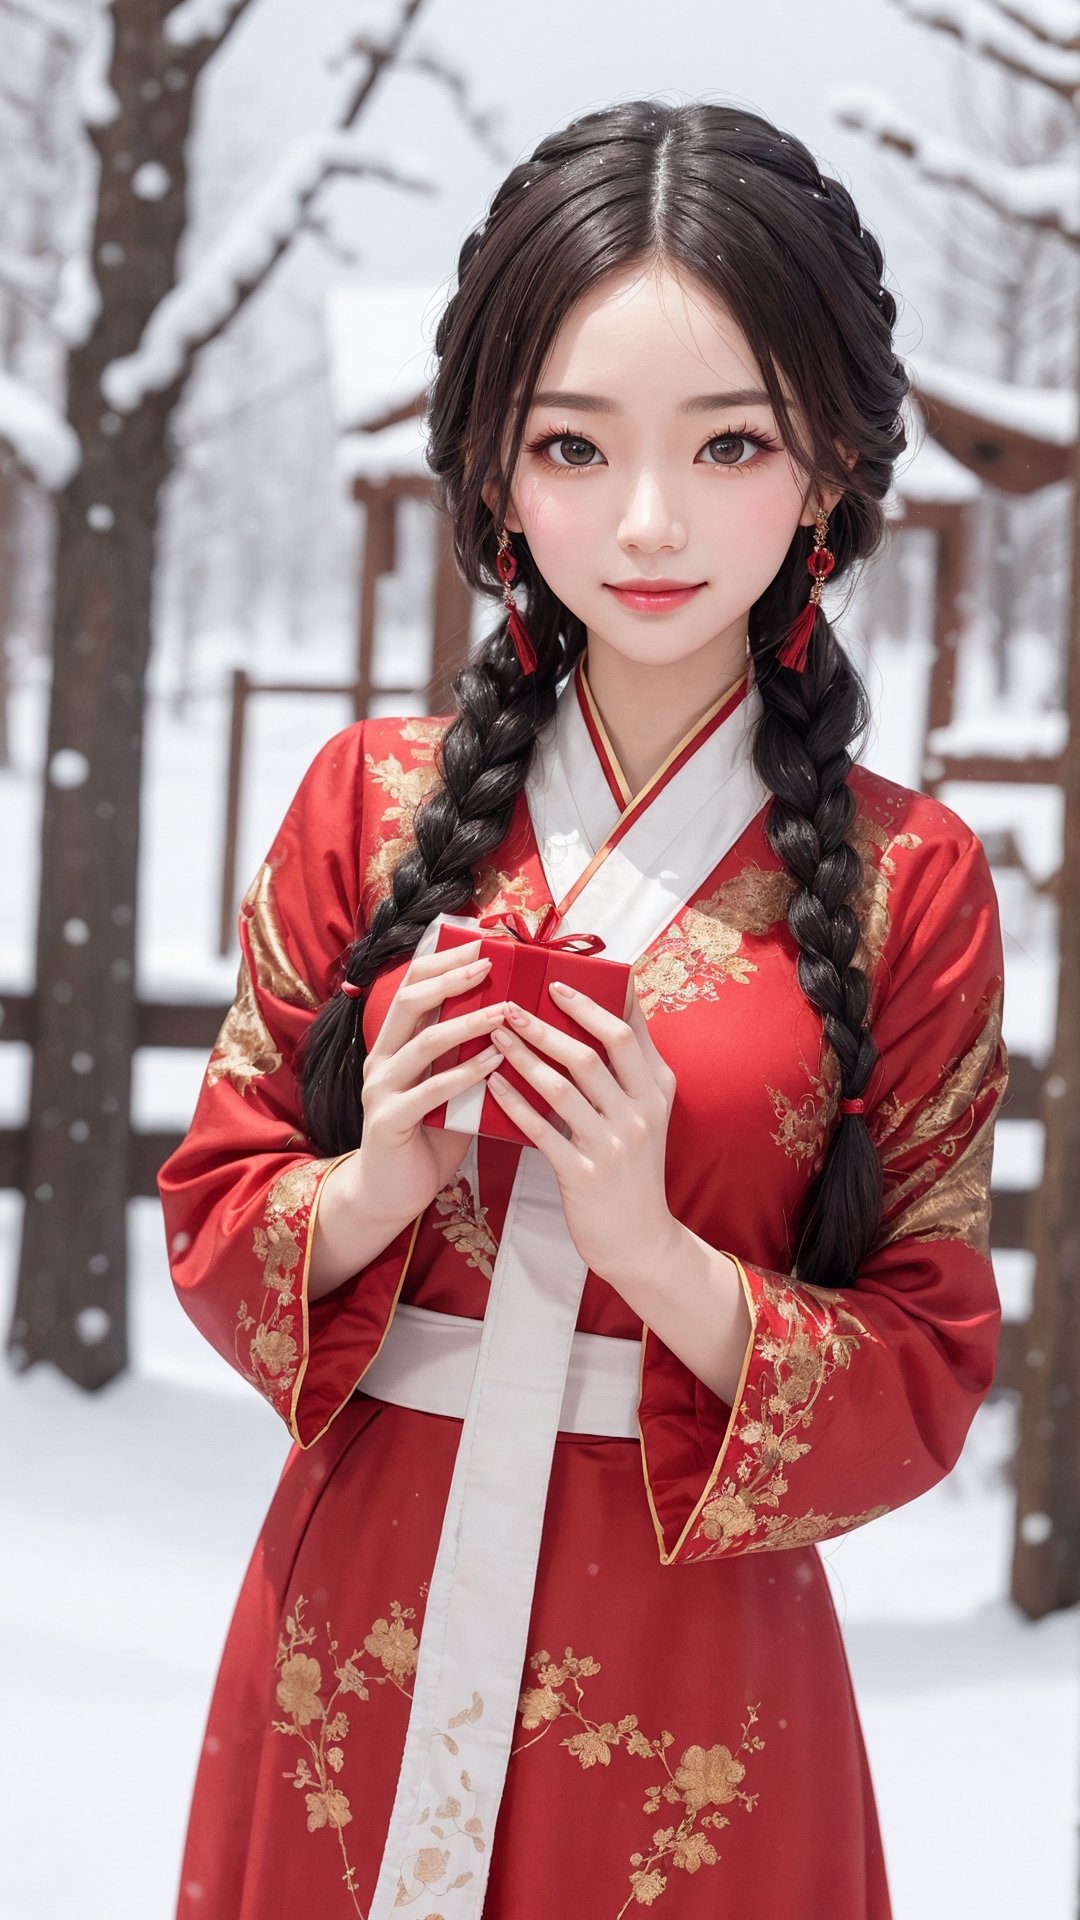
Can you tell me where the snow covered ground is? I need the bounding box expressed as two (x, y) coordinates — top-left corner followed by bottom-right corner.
(2, 609), (1078, 1916)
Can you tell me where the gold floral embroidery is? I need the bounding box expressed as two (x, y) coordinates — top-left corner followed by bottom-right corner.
(273, 1595), (419, 1913)
(632, 867), (793, 1016)
(871, 980), (1008, 1258)
(234, 1160), (327, 1416)
(207, 863), (318, 1093)
(432, 1174), (498, 1280)
(363, 740), (447, 901)
(513, 1646), (762, 1914)
(766, 1043), (841, 1172)
(472, 859), (545, 926)
(400, 715), (453, 750)
(207, 953), (282, 1093)
(847, 816), (923, 998)
(686, 1278), (889, 1557)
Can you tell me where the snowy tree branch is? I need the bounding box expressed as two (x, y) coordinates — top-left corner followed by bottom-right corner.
(991, 0), (1080, 47)
(890, 0), (1080, 95)
(832, 87), (1080, 238)
(0, 364), (81, 488)
(163, 0), (256, 54)
(99, 138), (436, 411)
(337, 32), (509, 164)
(99, 0), (434, 411)
(0, 245), (54, 310)
(0, 0), (81, 45)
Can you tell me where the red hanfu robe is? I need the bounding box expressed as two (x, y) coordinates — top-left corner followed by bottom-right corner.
(159, 657), (1007, 1919)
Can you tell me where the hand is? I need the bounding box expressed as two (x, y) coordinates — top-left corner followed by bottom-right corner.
(353, 938), (509, 1226)
(484, 973), (680, 1289)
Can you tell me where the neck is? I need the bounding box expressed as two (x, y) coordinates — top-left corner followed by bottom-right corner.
(582, 625), (749, 798)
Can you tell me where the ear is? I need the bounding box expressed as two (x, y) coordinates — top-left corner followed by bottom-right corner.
(797, 442), (859, 528)
(480, 476), (524, 533)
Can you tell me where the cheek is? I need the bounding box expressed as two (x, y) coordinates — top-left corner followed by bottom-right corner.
(708, 473), (804, 570)
(514, 475), (594, 563)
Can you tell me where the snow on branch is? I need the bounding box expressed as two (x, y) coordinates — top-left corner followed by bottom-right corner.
(893, 0), (1080, 92)
(100, 131), (436, 412)
(992, 0), (1080, 46)
(0, 366), (80, 489)
(51, 254), (102, 348)
(832, 87), (1080, 237)
(912, 351), (1078, 443)
(0, 0), (82, 45)
(361, 33), (508, 163)
(163, 0), (249, 48)
(0, 245), (54, 307)
(76, 0), (120, 128)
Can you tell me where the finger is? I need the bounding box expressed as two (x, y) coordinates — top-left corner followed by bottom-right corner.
(486, 1070), (579, 1178)
(535, 983), (655, 1103)
(624, 991), (678, 1099)
(493, 999), (625, 1118)
(384, 1000), (511, 1089)
(394, 1043), (502, 1131)
(489, 1026), (601, 1138)
(373, 945), (490, 1058)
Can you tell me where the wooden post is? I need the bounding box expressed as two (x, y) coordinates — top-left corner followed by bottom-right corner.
(919, 502), (972, 791)
(1010, 353), (1080, 1619)
(428, 503), (473, 712)
(353, 486), (397, 719)
(218, 667), (249, 957)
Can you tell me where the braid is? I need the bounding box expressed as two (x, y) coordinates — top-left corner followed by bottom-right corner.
(300, 606), (575, 1156)
(750, 562), (884, 1290)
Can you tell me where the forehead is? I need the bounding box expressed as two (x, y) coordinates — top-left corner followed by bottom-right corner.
(532, 263), (766, 403)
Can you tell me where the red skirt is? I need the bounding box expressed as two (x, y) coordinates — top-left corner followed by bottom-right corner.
(176, 1392), (891, 1918)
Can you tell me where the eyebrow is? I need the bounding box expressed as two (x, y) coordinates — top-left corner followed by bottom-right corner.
(530, 387), (773, 415)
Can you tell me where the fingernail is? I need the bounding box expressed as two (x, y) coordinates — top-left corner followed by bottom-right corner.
(505, 1003), (526, 1024)
(550, 980), (573, 996)
(466, 958), (491, 974)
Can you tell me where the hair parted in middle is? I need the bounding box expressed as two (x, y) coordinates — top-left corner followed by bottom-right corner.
(300, 96), (911, 1292)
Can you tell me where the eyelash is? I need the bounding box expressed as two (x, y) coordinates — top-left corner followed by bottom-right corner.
(522, 422), (782, 476)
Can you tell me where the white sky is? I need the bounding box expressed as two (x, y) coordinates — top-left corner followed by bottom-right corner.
(196, 0), (961, 367)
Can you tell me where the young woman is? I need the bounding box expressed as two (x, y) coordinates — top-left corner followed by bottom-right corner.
(160, 99), (1008, 1920)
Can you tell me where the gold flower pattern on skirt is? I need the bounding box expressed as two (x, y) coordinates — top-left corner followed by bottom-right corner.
(513, 1646), (762, 1913)
(431, 1174), (499, 1281)
(273, 1594), (420, 1914)
(272, 1591), (489, 1914)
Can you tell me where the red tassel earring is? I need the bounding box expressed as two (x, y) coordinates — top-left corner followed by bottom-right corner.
(777, 501), (835, 673)
(495, 525), (538, 677)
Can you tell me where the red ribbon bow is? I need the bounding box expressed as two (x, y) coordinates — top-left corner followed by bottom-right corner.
(477, 907), (606, 956)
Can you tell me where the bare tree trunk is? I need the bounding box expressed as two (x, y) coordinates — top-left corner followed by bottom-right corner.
(0, 450), (17, 767)
(1010, 332), (1080, 1618)
(5, 1), (202, 1388)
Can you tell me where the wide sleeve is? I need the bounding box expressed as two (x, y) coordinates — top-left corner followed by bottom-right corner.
(638, 822), (1009, 1565)
(158, 721), (421, 1449)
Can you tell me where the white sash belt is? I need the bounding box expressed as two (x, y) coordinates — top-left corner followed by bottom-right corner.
(366, 670), (768, 1918)
(358, 1300), (641, 1438)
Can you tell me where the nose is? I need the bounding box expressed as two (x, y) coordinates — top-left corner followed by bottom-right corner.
(616, 466), (688, 554)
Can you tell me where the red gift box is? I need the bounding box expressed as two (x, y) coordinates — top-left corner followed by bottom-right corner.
(422, 908), (631, 1149)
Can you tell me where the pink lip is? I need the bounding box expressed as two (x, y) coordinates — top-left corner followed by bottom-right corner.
(605, 581), (705, 612)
